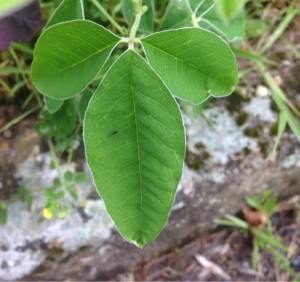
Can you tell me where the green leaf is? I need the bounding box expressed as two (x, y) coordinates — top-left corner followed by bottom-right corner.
(84, 50), (185, 247)
(224, 214), (249, 230)
(159, 0), (245, 41)
(142, 28), (238, 104)
(193, 0), (245, 41)
(79, 88), (94, 122)
(264, 196), (277, 217)
(55, 191), (65, 199)
(261, 189), (273, 202)
(35, 120), (56, 136)
(49, 201), (58, 217)
(55, 140), (68, 152)
(123, 0), (154, 33)
(0, 205), (8, 225)
(64, 170), (74, 181)
(17, 186), (33, 208)
(45, 96), (63, 114)
(268, 248), (295, 275)
(270, 113), (287, 155)
(55, 99), (77, 138)
(214, 216), (249, 230)
(17, 185), (27, 199)
(32, 20), (120, 99)
(232, 48), (273, 65)
(45, 0), (84, 29)
(26, 192), (33, 208)
(253, 229), (288, 250)
(158, 0), (192, 31)
(252, 240), (260, 270)
(67, 185), (79, 200)
(44, 188), (55, 200)
(41, 98), (77, 138)
(214, 219), (238, 227)
(246, 19), (268, 39)
(245, 196), (261, 210)
(74, 172), (88, 183)
(215, 0), (245, 21)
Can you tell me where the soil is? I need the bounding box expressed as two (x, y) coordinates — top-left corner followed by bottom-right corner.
(111, 198), (300, 281)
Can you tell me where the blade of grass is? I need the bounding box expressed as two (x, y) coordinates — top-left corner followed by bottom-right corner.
(22, 90), (36, 109)
(253, 228), (288, 250)
(224, 214), (250, 229)
(0, 66), (31, 75)
(260, 0), (300, 55)
(280, 35), (300, 58)
(0, 105), (40, 134)
(233, 48), (275, 65)
(0, 78), (13, 96)
(8, 47), (31, 89)
(269, 112), (287, 157)
(257, 61), (300, 118)
(252, 239), (260, 270)
(12, 81), (26, 94)
(89, 0), (126, 35)
(264, 70), (300, 142)
(10, 42), (34, 55)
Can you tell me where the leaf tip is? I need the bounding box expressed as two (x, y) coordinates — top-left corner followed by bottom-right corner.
(131, 240), (147, 248)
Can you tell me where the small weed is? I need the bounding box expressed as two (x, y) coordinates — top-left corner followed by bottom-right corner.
(215, 190), (295, 277)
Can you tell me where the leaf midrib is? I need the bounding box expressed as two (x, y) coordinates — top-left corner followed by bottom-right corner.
(129, 53), (144, 243)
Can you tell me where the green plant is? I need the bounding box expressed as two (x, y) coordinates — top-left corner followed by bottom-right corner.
(0, 203), (8, 225)
(215, 190), (295, 277)
(0, 184), (33, 225)
(234, 0), (300, 154)
(30, 0), (240, 247)
(296, 201), (300, 221)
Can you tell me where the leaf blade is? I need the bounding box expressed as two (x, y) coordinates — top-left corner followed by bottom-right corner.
(84, 50), (185, 247)
(141, 28), (238, 104)
(45, 0), (84, 29)
(158, 0), (192, 31)
(45, 96), (63, 113)
(32, 20), (120, 99)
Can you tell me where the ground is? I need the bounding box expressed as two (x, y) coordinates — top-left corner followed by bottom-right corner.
(113, 197), (300, 281)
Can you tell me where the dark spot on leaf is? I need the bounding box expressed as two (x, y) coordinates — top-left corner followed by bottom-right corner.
(110, 130), (118, 137)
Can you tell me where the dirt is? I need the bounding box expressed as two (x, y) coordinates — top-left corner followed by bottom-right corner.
(112, 198), (300, 281)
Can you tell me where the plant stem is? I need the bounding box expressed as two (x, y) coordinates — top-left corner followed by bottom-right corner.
(66, 124), (81, 169)
(256, 61), (300, 143)
(129, 11), (142, 39)
(48, 139), (65, 187)
(89, 0), (125, 35)
(0, 78), (13, 96)
(8, 46), (31, 89)
(259, 0), (300, 55)
(128, 0), (147, 49)
(67, 142), (74, 170)
(0, 105), (40, 134)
